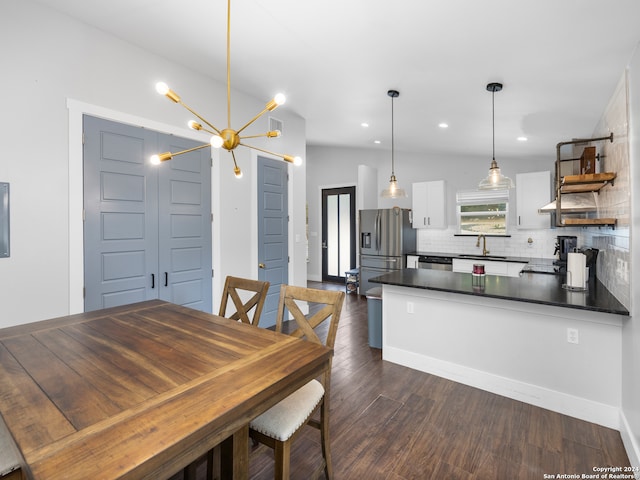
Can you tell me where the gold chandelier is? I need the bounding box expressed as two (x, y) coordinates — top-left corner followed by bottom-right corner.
(150, 0), (302, 177)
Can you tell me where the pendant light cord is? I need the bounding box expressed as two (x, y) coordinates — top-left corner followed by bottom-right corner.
(491, 87), (495, 162)
(387, 89), (399, 176)
(391, 94), (395, 175)
(486, 82), (502, 162)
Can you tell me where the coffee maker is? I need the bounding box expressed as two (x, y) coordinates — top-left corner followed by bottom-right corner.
(554, 235), (577, 270)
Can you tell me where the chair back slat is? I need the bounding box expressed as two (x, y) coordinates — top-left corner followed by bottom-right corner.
(276, 285), (345, 351)
(219, 276), (270, 326)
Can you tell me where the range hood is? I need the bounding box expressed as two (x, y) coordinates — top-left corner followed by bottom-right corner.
(538, 192), (598, 214)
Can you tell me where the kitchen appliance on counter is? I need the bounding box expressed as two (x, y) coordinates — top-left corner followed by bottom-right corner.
(553, 235), (577, 272)
(554, 235), (577, 262)
(359, 208), (416, 294)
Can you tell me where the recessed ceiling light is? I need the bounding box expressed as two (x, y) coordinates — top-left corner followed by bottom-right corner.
(361, 122), (369, 128)
(517, 136), (528, 142)
(374, 140), (381, 144)
(438, 123), (449, 128)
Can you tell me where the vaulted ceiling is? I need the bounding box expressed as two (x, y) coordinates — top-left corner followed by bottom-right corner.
(33, 0), (640, 162)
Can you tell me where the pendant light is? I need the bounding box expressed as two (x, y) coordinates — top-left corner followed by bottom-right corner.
(478, 82), (514, 190)
(381, 89), (407, 198)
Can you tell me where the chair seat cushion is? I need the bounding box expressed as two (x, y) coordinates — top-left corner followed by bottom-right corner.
(250, 379), (325, 441)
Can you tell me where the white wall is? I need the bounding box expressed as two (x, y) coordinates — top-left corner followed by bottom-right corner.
(622, 43), (640, 469)
(0, 0), (306, 327)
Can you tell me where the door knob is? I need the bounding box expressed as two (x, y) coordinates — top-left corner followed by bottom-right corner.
(259, 263), (266, 269)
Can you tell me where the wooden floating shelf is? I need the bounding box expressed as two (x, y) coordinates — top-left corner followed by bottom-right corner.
(562, 218), (617, 227)
(560, 172), (616, 193)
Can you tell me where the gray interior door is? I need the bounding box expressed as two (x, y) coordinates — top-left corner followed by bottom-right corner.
(257, 156), (288, 328)
(83, 115), (212, 312)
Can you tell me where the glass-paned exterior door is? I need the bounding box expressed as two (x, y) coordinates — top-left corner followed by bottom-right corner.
(322, 187), (356, 282)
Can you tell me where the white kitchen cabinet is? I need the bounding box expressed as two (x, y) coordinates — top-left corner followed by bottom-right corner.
(412, 180), (446, 229)
(452, 258), (526, 277)
(515, 171), (551, 229)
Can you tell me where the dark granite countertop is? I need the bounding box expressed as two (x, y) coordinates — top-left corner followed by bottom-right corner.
(409, 251), (542, 264)
(371, 268), (629, 316)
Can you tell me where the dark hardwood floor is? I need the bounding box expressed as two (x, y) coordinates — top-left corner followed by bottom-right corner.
(185, 280), (631, 479)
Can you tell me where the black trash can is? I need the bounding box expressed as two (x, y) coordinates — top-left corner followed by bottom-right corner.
(365, 287), (382, 348)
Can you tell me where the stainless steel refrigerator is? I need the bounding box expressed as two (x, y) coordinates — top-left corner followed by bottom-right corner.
(359, 208), (416, 294)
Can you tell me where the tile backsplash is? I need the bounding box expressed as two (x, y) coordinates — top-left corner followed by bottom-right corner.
(416, 227), (584, 261)
(582, 72), (631, 309)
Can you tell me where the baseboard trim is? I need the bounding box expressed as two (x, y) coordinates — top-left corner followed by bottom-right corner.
(619, 410), (640, 475)
(383, 346), (620, 430)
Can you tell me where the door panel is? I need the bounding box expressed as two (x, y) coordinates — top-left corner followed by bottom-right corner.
(258, 156), (288, 328)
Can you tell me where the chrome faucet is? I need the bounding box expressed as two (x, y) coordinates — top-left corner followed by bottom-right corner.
(476, 234), (490, 256)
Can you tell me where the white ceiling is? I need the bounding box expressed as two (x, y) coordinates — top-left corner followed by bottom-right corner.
(33, 0), (640, 163)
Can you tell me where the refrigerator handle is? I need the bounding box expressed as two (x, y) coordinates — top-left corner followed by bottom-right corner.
(375, 211), (381, 252)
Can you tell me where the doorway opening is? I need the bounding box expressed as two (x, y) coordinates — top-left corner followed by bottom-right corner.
(321, 186), (356, 283)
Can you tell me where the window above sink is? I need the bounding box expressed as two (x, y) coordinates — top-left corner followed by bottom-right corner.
(456, 189), (510, 236)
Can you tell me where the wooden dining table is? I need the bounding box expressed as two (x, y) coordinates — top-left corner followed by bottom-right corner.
(0, 300), (332, 480)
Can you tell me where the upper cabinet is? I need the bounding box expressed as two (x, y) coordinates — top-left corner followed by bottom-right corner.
(412, 180), (446, 229)
(515, 171), (551, 229)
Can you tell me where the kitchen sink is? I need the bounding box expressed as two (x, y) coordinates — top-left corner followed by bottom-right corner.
(458, 254), (508, 260)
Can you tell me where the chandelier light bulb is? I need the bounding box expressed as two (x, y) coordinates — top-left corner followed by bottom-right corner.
(274, 93), (286, 106)
(155, 82), (169, 95)
(293, 156), (302, 166)
(150, 155), (161, 165)
(234, 166), (243, 178)
(188, 120), (202, 131)
(210, 135), (224, 148)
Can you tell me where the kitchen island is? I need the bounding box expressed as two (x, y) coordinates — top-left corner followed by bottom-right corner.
(371, 269), (629, 429)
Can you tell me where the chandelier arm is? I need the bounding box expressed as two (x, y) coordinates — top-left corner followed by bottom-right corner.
(230, 150), (242, 177)
(195, 125), (218, 136)
(179, 101), (222, 135)
(236, 107), (271, 135)
(231, 149), (239, 169)
(239, 142), (296, 163)
(166, 143), (212, 158)
(240, 131), (279, 140)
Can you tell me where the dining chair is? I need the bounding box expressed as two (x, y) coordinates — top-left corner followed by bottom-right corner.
(218, 276), (270, 326)
(196, 276), (271, 480)
(249, 285), (345, 479)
